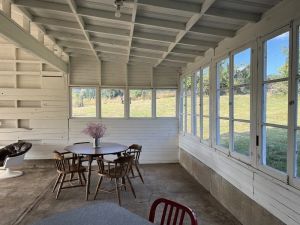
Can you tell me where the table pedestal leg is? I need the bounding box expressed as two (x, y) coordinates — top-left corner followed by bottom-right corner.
(86, 155), (93, 201)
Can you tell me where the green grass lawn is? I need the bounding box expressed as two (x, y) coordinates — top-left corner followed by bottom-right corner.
(73, 93), (300, 175)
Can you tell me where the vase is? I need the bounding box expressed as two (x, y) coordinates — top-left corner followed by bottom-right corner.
(94, 138), (101, 148)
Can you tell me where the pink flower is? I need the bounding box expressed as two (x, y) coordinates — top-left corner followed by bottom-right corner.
(82, 123), (106, 139)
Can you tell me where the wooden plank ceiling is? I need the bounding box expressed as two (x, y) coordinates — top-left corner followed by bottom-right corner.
(11, 0), (281, 68)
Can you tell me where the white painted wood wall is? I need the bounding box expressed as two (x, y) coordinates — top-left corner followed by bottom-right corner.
(0, 37), (179, 163)
(180, 0), (300, 224)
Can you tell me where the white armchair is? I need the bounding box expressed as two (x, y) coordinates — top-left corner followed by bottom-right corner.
(0, 142), (32, 179)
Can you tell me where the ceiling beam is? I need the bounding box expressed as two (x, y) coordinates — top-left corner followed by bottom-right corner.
(13, 0), (131, 24)
(77, 7), (131, 24)
(91, 37), (129, 48)
(85, 25), (130, 37)
(171, 48), (205, 56)
(46, 30), (86, 42)
(131, 50), (163, 59)
(131, 42), (168, 52)
(135, 16), (185, 31)
(190, 25), (236, 37)
(33, 17), (80, 30)
(0, 10), (68, 72)
(133, 31), (176, 43)
(155, 0), (217, 67)
(128, 0), (137, 62)
(66, 0), (99, 60)
(179, 38), (218, 48)
(166, 54), (195, 63)
(57, 40), (91, 50)
(137, 0), (201, 14)
(205, 7), (261, 23)
(13, 0), (72, 13)
(94, 46), (128, 55)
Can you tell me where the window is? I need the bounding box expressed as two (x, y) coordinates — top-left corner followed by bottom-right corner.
(233, 48), (251, 156)
(195, 67), (210, 141)
(71, 87), (96, 118)
(101, 89), (124, 118)
(185, 76), (192, 134)
(129, 89), (152, 117)
(261, 31), (290, 173)
(156, 89), (176, 117)
(216, 58), (230, 149)
(296, 26), (300, 178)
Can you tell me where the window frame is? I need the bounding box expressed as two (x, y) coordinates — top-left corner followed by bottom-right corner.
(194, 65), (211, 145)
(290, 20), (300, 188)
(100, 88), (126, 119)
(70, 86), (99, 119)
(215, 54), (231, 154)
(257, 25), (291, 182)
(230, 46), (253, 164)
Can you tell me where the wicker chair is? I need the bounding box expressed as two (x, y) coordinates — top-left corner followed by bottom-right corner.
(94, 155), (136, 205)
(125, 144), (144, 183)
(52, 151), (86, 199)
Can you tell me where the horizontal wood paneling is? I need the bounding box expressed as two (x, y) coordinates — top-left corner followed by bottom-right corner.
(179, 134), (300, 225)
(70, 56), (100, 85)
(101, 61), (126, 86)
(128, 63), (152, 86)
(153, 66), (178, 87)
(69, 119), (179, 163)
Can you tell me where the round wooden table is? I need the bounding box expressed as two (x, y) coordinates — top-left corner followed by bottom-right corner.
(64, 142), (128, 200)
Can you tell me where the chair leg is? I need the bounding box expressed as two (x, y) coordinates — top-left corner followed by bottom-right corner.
(94, 176), (103, 200)
(130, 166), (135, 177)
(52, 174), (62, 193)
(135, 164), (144, 183)
(126, 175), (136, 198)
(82, 172), (87, 183)
(115, 178), (121, 206)
(78, 172), (83, 185)
(56, 174), (66, 199)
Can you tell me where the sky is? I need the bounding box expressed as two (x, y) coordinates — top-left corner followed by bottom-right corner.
(234, 32), (289, 76)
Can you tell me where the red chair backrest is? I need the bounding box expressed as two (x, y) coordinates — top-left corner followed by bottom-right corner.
(149, 198), (198, 225)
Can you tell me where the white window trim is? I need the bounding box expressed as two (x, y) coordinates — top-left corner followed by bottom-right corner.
(69, 86), (99, 119)
(256, 25), (291, 183)
(214, 54), (230, 155)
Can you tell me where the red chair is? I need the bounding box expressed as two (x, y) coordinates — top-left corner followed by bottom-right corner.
(149, 198), (198, 225)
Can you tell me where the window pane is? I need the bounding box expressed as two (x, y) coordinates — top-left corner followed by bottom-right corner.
(101, 89), (124, 118)
(218, 119), (229, 148)
(264, 126), (287, 172)
(187, 114), (192, 134)
(130, 89), (152, 117)
(187, 95), (192, 115)
(233, 122), (250, 156)
(265, 81), (288, 125)
(217, 58), (230, 89)
(203, 67), (210, 116)
(264, 32), (289, 81)
(296, 130), (300, 177)
(156, 89), (176, 117)
(196, 116), (200, 137)
(234, 48), (251, 85)
(72, 87), (96, 117)
(234, 86), (250, 120)
(203, 117), (209, 141)
(219, 89), (229, 118)
(185, 76), (192, 95)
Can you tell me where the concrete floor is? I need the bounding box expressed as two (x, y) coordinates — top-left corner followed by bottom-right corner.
(0, 163), (241, 225)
